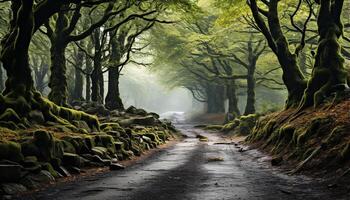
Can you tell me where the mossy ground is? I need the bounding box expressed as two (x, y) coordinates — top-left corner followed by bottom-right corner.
(0, 102), (178, 195)
(247, 99), (350, 175)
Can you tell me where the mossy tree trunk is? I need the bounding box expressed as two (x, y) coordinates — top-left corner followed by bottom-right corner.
(105, 67), (124, 110)
(0, 0), (100, 130)
(300, 0), (347, 108)
(85, 50), (93, 102)
(249, 0), (307, 108)
(91, 29), (103, 103)
(105, 34), (125, 110)
(1, 0), (35, 99)
(33, 60), (49, 94)
(0, 62), (5, 92)
(72, 47), (84, 101)
(299, 50), (308, 76)
(46, 8), (71, 106)
(244, 40), (257, 115)
(206, 84), (225, 113)
(48, 42), (68, 106)
(227, 83), (240, 116)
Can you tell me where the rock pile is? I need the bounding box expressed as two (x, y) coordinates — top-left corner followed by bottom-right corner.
(0, 103), (177, 197)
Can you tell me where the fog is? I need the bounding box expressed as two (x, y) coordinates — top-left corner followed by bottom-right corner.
(118, 66), (205, 115)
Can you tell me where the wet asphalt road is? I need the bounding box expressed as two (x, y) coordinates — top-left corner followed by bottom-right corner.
(23, 125), (349, 200)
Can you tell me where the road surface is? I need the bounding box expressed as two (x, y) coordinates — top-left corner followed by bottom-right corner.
(23, 125), (348, 200)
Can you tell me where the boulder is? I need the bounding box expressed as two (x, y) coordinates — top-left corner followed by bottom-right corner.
(41, 163), (59, 178)
(114, 142), (124, 151)
(22, 156), (41, 173)
(33, 130), (55, 161)
(27, 170), (55, 183)
(62, 136), (90, 154)
(0, 108), (21, 123)
(28, 110), (45, 124)
(91, 147), (110, 159)
(62, 153), (83, 168)
(109, 163), (125, 171)
(125, 106), (138, 114)
(133, 116), (157, 126)
(0, 141), (24, 163)
(55, 166), (71, 177)
(0, 164), (22, 183)
(0, 183), (27, 195)
(72, 120), (91, 133)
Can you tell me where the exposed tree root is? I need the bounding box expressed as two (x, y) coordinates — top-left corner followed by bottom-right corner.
(0, 90), (99, 131)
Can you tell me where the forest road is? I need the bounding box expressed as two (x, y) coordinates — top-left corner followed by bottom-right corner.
(23, 124), (348, 200)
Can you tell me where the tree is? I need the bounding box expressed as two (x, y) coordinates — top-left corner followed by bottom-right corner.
(299, 0), (348, 109)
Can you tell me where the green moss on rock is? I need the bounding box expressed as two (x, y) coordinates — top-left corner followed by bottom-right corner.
(0, 141), (23, 163)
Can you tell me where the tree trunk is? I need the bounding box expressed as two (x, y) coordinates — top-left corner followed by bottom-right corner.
(300, 0), (347, 108)
(268, 0), (307, 108)
(48, 42), (68, 106)
(0, 62), (4, 92)
(249, 0), (307, 108)
(91, 29), (103, 103)
(105, 37), (124, 110)
(72, 49), (84, 101)
(1, 0), (35, 99)
(244, 41), (257, 115)
(227, 83), (240, 116)
(85, 54), (92, 102)
(244, 71), (256, 115)
(105, 67), (124, 110)
(47, 9), (70, 106)
(206, 84), (225, 113)
(299, 50), (308, 76)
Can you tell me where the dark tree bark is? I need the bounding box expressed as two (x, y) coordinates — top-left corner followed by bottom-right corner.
(244, 40), (257, 115)
(248, 0), (307, 108)
(72, 48), (84, 101)
(33, 60), (49, 94)
(105, 34), (125, 110)
(1, 0), (35, 99)
(91, 29), (103, 103)
(227, 83), (240, 116)
(46, 8), (70, 106)
(206, 84), (225, 113)
(85, 46), (93, 102)
(0, 0), (100, 131)
(105, 67), (124, 110)
(300, 0), (348, 108)
(48, 42), (68, 105)
(0, 62), (5, 92)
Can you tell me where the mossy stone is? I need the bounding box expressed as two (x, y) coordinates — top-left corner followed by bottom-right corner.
(0, 141), (24, 163)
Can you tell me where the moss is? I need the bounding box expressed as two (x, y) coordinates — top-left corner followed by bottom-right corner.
(277, 125), (295, 145)
(60, 140), (76, 154)
(0, 121), (19, 130)
(0, 108), (21, 123)
(21, 140), (40, 158)
(4, 96), (31, 115)
(238, 114), (258, 135)
(0, 141), (24, 162)
(100, 123), (125, 133)
(204, 125), (224, 131)
(41, 162), (59, 178)
(340, 142), (350, 160)
(34, 130), (54, 148)
(94, 135), (116, 154)
(62, 136), (90, 154)
(84, 136), (95, 150)
(324, 126), (348, 147)
(114, 142), (124, 151)
(159, 131), (168, 141)
(221, 119), (240, 132)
